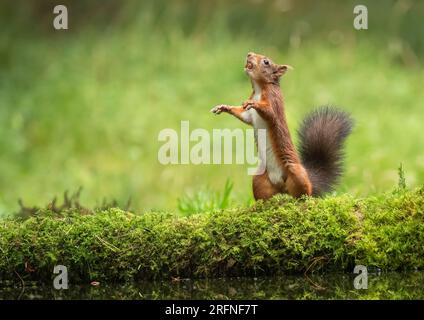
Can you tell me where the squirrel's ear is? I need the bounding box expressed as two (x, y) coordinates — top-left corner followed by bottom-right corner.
(274, 64), (294, 77)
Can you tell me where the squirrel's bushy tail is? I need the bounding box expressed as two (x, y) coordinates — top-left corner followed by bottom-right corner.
(297, 106), (353, 196)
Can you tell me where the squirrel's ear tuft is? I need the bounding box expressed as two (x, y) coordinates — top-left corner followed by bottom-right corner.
(274, 64), (293, 77)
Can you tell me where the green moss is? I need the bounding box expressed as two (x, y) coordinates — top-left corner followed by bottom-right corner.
(0, 188), (423, 282)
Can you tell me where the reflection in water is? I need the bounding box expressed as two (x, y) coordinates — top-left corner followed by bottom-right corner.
(1, 272), (423, 300)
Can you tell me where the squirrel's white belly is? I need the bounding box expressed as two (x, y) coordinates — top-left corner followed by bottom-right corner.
(248, 109), (284, 185)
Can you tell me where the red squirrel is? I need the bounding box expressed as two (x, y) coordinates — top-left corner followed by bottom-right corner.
(211, 52), (353, 200)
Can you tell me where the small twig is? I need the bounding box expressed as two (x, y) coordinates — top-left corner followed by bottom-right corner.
(64, 225), (74, 235)
(95, 235), (121, 252)
(304, 272), (327, 291)
(304, 256), (328, 291)
(304, 256), (327, 275)
(14, 270), (25, 300)
(125, 197), (132, 211)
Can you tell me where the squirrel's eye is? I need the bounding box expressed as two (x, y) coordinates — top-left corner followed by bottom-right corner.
(263, 60), (269, 66)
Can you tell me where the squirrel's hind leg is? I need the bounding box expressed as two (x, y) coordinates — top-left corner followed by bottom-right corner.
(252, 171), (281, 200)
(285, 164), (313, 197)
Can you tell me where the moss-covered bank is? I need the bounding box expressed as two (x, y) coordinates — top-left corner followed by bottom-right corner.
(0, 188), (423, 282)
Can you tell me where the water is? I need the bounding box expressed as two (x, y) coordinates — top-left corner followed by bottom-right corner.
(1, 272), (423, 300)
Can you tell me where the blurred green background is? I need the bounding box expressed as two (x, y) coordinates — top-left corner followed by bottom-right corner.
(0, 0), (423, 216)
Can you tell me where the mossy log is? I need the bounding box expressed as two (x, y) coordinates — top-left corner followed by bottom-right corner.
(0, 188), (423, 282)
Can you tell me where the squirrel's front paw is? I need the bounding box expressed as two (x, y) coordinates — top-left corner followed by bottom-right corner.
(242, 100), (257, 111)
(210, 104), (230, 114)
